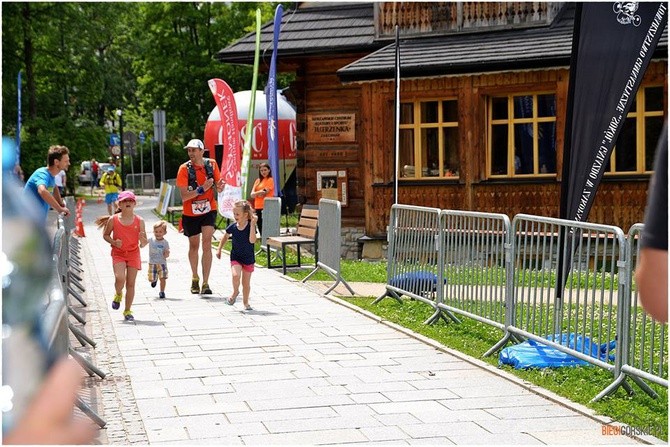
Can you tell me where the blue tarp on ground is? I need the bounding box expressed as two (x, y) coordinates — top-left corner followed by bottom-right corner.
(389, 271), (445, 296)
(499, 333), (615, 369)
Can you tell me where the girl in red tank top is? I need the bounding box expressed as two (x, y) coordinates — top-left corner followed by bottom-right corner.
(96, 191), (148, 321)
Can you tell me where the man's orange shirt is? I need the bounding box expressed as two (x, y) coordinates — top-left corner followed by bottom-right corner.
(176, 159), (221, 217)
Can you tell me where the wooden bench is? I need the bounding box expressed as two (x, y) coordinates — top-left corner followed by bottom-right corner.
(266, 205), (319, 275)
(166, 206), (183, 226)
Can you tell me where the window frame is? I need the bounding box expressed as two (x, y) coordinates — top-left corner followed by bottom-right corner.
(606, 84), (665, 175)
(487, 91), (557, 179)
(398, 97), (460, 180)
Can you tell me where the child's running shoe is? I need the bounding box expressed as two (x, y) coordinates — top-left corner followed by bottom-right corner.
(151, 280), (157, 288)
(201, 283), (212, 294)
(159, 291), (165, 299)
(191, 276), (200, 294)
(111, 293), (122, 310)
(123, 310), (134, 321)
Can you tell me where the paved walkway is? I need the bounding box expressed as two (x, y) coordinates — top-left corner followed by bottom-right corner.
(74, 195), (657, 445)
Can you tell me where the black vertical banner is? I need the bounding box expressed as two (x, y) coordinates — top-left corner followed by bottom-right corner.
(561, 2), (667, 223)
(557, 2), (667, 299)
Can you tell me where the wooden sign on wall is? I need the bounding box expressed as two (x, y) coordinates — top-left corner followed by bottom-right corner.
(307, 113), (356, 143)
(316, 170), (348, 207)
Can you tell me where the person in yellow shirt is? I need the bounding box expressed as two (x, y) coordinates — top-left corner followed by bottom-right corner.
(99, 165), (121, 215)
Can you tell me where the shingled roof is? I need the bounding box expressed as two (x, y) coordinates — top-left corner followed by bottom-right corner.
(216, 2), (383, 64)
(217, 3), (667, 82)
(338, 4), (668, 82)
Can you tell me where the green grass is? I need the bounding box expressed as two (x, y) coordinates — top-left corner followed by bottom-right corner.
(288, 260), (621, 291)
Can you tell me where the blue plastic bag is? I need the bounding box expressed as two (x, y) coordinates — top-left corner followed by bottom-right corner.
(499, 333), (615, 369)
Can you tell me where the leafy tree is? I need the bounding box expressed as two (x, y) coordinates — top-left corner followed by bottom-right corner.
(2, 2), (289, 185)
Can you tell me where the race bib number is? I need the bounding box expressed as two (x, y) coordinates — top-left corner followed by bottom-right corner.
(192, 199), (211, 215)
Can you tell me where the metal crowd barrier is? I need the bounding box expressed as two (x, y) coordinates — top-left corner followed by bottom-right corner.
(614, 224), (667, 393)
(375, 205), (445, 323)
(378, 204), (668, 402)
(47, 206), (107, 427)
(257, 197), (282, 258)
(45, 226), (72, 359)
(507, 215), (636, 402)
(439, 210), (513, 354)
(303, 199), (354, 295)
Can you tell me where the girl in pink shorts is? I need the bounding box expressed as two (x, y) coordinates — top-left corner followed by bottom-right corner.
(96, 191), (148, 321)
(216, 201), (258, 310)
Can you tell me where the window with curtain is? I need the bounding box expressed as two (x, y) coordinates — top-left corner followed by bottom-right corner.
(488, 92), (557, 178)
(399, 99), (460, 179)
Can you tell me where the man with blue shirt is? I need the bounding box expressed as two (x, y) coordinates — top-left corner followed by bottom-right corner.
(23, 145), (71, 223)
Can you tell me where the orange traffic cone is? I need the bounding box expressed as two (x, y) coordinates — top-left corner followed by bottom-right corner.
(178, 217), (184, 233)
(74, 216), (86, 237)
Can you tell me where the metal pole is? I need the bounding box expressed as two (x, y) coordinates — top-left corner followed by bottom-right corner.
(151, 141), (155, 193)
(140, 137), (144, 192)
(394, 24), (400, 205)
(161, 110), (166, 183)
(159, 139), (165, 183)
(129, 139), (135, 188)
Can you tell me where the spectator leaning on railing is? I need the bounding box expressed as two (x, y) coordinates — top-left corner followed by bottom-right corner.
(22, 145), (71, 224)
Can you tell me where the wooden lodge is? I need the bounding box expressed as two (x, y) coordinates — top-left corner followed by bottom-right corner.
(217, 2), (668, 259)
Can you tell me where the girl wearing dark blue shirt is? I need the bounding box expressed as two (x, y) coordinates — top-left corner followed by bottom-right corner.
(216, 200), (258, 310)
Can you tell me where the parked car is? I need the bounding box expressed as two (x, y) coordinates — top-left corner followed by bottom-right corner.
(78, 161), (112, 185)
(78, 161), (92, 185)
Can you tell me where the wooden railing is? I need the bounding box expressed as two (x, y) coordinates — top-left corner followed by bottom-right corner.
(375, 2), (564, 38)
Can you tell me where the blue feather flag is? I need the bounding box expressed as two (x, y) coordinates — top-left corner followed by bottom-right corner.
(265, 4), (283, 197)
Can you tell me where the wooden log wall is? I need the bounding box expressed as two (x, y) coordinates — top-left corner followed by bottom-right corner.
(290, 56), (666, 237)
(361, 62), (666, 235)
(291, 55), (368, 225)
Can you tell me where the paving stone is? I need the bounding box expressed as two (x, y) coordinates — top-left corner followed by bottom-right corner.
(241, 428), (369, 445)
(360, 425), (410, 442)
(72, 197), (653, 446)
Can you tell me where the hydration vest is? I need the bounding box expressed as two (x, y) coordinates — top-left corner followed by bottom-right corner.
(187, 159), (213, 190)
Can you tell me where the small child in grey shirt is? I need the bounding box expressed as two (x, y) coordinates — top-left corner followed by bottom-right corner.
(147, 221), (170, 298)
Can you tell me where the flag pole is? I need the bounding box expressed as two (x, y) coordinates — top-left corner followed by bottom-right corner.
(241, 9), (262, 198)
(393, 24), (400, 205)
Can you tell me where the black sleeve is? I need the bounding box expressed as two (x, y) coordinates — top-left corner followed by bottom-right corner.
(640, 123), (668, 251)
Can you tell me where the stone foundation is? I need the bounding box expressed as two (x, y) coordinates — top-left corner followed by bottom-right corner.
(340, 226), (365, 260)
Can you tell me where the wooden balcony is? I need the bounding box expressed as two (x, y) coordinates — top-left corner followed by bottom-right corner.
(375, 2), (564, 39)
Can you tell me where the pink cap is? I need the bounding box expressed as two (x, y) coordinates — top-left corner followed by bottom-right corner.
(118, 191), (136, 202)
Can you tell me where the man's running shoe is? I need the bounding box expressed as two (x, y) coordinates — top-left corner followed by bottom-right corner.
(191, 276), (200, 294)
(123, 310), (134, 321)
(151, 280), (157, 288)
(159, 291), (165, 299)
(201, 283), (212, 294)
